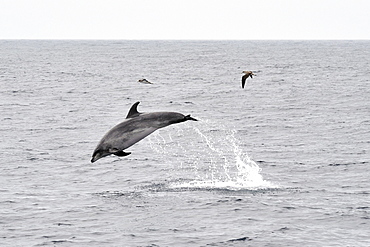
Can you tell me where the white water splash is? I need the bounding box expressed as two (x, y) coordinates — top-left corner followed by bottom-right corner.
(149, 120), (275, 190)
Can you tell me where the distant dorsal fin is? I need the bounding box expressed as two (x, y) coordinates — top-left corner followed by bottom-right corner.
(126, 101), (141, 118)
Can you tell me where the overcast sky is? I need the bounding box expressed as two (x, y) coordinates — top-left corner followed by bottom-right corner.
(1, 0), (369, 40)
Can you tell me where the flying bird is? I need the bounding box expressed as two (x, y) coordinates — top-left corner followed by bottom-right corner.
(138, 78), (153, 84)
(91, 102), (197, 163)
(241, 71), (255, 88)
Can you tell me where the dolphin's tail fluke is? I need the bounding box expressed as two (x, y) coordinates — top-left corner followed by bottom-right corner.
(184, 115), (198, 121)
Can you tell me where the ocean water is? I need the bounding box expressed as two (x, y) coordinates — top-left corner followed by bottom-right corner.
(0, 40), (369, 246)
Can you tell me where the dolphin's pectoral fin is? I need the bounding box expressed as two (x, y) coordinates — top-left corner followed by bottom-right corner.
(126, 102), (141, 118)
(113, 151), (131, 157)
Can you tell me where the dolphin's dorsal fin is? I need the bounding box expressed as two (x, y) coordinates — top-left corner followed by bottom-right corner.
(126, 101), (141, 118)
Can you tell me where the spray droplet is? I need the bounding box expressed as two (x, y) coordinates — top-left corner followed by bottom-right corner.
(149, 120), (276, 190)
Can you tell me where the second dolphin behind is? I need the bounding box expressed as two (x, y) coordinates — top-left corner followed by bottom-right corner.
(91, 102), (197, 163)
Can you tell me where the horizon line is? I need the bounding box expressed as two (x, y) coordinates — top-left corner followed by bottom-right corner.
(1, 38), (370, 41)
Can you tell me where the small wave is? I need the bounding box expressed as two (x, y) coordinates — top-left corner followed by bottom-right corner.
(169, 179), (275, 191)
(206, 236), (252, 246)
(328, 161), (368, 166)
(95, 190), (144, 199)
(228, 236), (252, 242)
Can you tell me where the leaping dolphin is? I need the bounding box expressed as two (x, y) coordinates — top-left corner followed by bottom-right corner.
(91, 102), (197, 163)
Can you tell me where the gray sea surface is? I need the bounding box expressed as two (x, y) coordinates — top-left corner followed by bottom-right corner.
(0, 40), (369, 246)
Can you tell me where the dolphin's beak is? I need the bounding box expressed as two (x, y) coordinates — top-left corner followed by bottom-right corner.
(91, 151), (102, 163)
(91, 156), (99, 163)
